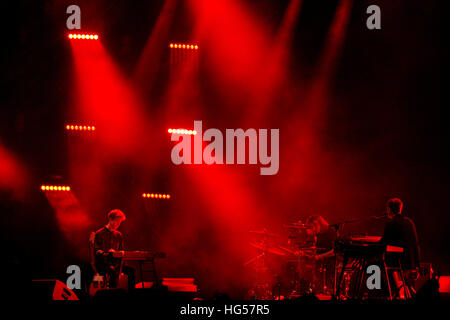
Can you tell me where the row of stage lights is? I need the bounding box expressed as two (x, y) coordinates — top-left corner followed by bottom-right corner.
(64, 125), (196, 134)
(142, 193), (171, 199)
(41, 185), (71, 192)
(40, 186), (170, 199)
(168, 128), (197, 135)
(68, 33), (99, 40)
(66, 125), (96, 131)
(52, 37), (194, 201)
(169, 43), (199, 50)
(67, 34), (197, 49)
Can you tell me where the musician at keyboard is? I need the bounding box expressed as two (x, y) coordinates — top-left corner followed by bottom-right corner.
(93, 209), (135, 290)
(380, 198), (420, 297)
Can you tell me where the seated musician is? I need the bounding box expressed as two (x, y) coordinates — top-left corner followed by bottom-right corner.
(93, 209), (135, 290)
(380, 198), (420, 296)
(306, 215), (336, 261)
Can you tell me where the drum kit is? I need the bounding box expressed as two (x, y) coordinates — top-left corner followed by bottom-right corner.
(245, 223), (332, 300)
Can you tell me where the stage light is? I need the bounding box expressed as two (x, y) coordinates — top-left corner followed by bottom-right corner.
(168, 128), (197, 135)
(41, 185), (71, 192)
(169, 43), (199, 50)
(66, 124), (96, 131)
(68, 33), (99, 40)
(142, 193), (171, 199)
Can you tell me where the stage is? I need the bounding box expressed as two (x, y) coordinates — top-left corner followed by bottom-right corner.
(1, 0), (450, 308)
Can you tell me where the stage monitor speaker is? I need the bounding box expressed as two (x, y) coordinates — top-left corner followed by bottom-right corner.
(439, 276), (450, 293)
(32, 279), (79, 301)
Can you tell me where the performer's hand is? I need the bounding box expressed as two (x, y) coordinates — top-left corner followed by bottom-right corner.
(92, 273), (103, 282)
(116, 250), (125, 257)
(408, 268), (420, 280)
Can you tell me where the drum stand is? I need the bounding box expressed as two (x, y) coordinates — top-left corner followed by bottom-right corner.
(245, 250), (273, 300)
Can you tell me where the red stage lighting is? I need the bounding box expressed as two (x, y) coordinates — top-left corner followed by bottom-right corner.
(168, 128), (197, 135)
(142, 193), (171, 199)
(66, 124), (96, 131)
(41, 185), (71, 192)
(68, 33), (99, 40)
(169, 43), (198, 50)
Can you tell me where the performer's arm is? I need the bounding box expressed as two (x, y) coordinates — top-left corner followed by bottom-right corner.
(93, 232), (104, 255)
(118, 234), (125, 256)
(408, 219), (420, 269)
(316, 249), (334, 261)
(380, 221), (392, 244)
(119, 234), (124, 251)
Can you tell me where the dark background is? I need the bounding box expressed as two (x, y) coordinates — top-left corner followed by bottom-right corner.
(1, 0), (449, 298)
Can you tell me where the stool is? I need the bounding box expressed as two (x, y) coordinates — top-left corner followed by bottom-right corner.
(383, 246), (412, 299)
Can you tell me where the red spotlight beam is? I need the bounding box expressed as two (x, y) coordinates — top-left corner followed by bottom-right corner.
(133, 0), (177, 87)
(70, 39), (148, 156)
(0, 141), (28, 197)
(249, 0), (304, 123)
(188, 0), (272, 103)
(312, 0), (354, 95)
(278, 0), (354, 195)
(292, 0), (354, 130)
(43, 188), (93, 259)
(164, 42), (202, 123)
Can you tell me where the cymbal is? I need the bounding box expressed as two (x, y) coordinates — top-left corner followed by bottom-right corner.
(277, 245), (296, 255)
(249, 229), (280, 238)
(350, 235), (382, 243)
(297, 246), (320, 250)
(284, 223), (312, 229)
(248, 241), (289, 256)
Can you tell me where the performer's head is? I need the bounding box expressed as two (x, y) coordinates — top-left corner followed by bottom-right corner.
(306, 215), (329, 233)
(386, 198), (403, 217)
(107, 209), (126, 230)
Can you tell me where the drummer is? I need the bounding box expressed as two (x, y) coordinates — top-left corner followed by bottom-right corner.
(305, 215), (336, 261)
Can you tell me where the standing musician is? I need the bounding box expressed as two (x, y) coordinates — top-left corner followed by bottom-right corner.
(380, 198), (420, 297)
(93, 209), (135, 290)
